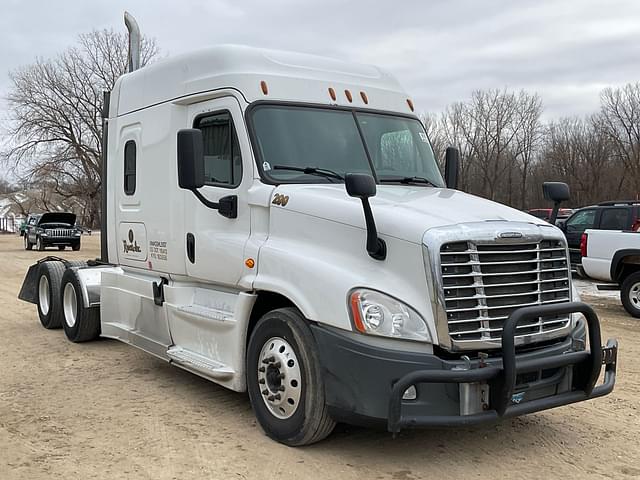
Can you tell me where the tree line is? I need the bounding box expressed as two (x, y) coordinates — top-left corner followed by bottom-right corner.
(425, 85), (640, 209)
(2, 30), (639, 227)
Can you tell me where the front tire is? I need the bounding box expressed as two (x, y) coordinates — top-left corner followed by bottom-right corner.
(36, 237), (45, 251)
(24, 235), (33, 250)
(72, 242), (81, 251)
(621, 271), (640, 318)
(61, 268), (100, 342)
(36, 261), (66, 329)
(247, 308), (335, 446)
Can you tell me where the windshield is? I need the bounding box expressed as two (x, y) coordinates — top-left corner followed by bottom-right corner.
(250, 105), (445, 187)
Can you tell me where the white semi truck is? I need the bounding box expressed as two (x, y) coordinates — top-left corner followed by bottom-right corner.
(19, 13), (617, 446)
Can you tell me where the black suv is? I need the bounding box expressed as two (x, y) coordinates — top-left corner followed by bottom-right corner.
(24, 212), (82, 251)
(559, 201), (640, 266)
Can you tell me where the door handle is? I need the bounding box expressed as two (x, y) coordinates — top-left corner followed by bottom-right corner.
(186, 233), (195, 263)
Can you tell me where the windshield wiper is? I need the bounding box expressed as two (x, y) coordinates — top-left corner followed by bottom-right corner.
(272, 165), (344, 182)
(379, 175), (438, 187)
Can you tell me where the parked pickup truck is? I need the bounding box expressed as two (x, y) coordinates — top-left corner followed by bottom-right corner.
(581, 229), (640, 317)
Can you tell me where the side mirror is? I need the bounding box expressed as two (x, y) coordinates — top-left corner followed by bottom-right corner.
(177, 128), (237, 219)
(543, 182), (570, 203)
(542, 181), (570, 225)
(177, 129), (205, 190)
(345, 173), (386, 261)
(444, 147), (459, 189)
(345, 172), (376, 198)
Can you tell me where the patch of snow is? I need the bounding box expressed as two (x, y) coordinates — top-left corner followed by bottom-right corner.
(573, 278), (620, 300)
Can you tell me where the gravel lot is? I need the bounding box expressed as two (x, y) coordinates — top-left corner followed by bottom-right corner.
(1, 233), (639, 479)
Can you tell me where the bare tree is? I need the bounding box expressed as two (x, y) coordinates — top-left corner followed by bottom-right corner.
(599, 83), (640, 198)
(512, 92), (543, 209)
(3, 29), (158, 227)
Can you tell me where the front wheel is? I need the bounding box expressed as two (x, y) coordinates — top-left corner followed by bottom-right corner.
(621, 271), (640, 318)
(24, 235), (33, 251)
(247, 308), (335, 446)
(36, 237), (45, 251)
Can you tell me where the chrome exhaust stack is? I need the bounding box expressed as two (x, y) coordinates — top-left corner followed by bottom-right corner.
(124, 11), (141, 72)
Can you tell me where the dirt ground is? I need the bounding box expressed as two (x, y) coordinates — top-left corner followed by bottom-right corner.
(0, 234), (639, 480)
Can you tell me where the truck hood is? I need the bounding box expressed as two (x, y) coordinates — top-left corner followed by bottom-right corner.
(38, 212), (76, 226)
(272, 184), (547, 243)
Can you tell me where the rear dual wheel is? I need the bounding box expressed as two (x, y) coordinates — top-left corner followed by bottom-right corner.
(247, 308), (335, 446)
(61, 268), (100, 342)
(36, 261), (66, 329)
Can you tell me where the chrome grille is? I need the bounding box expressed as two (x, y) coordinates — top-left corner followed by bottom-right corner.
(440, 239), (571, 344)
(46, 228), (73, 237)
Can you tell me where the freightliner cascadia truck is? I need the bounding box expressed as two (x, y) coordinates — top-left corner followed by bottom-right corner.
(19, 13), (617, 446)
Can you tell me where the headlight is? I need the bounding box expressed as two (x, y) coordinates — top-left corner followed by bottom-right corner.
(349, 289), (431, 342)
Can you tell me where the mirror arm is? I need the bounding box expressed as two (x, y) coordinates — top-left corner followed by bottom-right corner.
(359, 198), (387, 260)
(190, 189), (238, 219)
(549, 201), (561, 225)
(192, 188), (218, 209)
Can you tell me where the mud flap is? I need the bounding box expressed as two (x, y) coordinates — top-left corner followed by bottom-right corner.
(18, 256), (69, 304)
(18, 262), (42, 304)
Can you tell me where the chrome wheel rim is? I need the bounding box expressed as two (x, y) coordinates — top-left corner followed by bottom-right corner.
(630, 282), (640, 309)
(63, 283), (77, 328)
(38, 275), (50, 315)
(257, 337), (302, 419)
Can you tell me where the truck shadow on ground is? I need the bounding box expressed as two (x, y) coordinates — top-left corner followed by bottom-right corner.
(109, 338), (574, 461)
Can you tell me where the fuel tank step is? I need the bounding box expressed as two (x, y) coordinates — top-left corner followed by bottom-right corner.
(167, 346), (234, 380)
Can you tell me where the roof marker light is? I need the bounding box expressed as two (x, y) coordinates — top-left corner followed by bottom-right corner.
(360, 91), (368, 104)
(328, 87), (337, 101)
(406, 98), (414, 112)
(260, 81), (268, 95)
(345, 89), (353, 103)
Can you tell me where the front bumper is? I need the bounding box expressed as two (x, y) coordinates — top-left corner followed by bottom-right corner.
(41, 236), (80, 246)
(311, 302), (617, 433)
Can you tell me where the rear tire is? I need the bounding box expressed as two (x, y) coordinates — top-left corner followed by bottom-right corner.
(621, 271), (640, 318)
(36, 261), (66, 329)
(61, 268), (100, 342)
(247, 307), (335, 446)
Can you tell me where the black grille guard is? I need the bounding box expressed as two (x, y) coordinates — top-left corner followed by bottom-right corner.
(388, 302), (618, 433)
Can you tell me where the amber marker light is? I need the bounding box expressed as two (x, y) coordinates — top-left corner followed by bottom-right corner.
(328, 87), (337, 101)
(245, 258), (255, 269)
(350, 291), (366, 333)
(360, 91), (368, 104)
(406, 98), (414, 111)
(345, 89), (353, 103)
(260, 81), (268, 95)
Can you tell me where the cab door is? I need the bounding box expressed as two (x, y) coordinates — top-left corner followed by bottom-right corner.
(183, 96), (251, 286)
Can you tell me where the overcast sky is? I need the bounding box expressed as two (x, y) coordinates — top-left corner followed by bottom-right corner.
(1, 0), (640, 123)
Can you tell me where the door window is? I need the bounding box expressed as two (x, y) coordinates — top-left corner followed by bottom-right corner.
(565, 209), (596, 231)
(599, 208), (629, 230)
(194, 112), (242, 187)
(124, 140), (136, 195)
